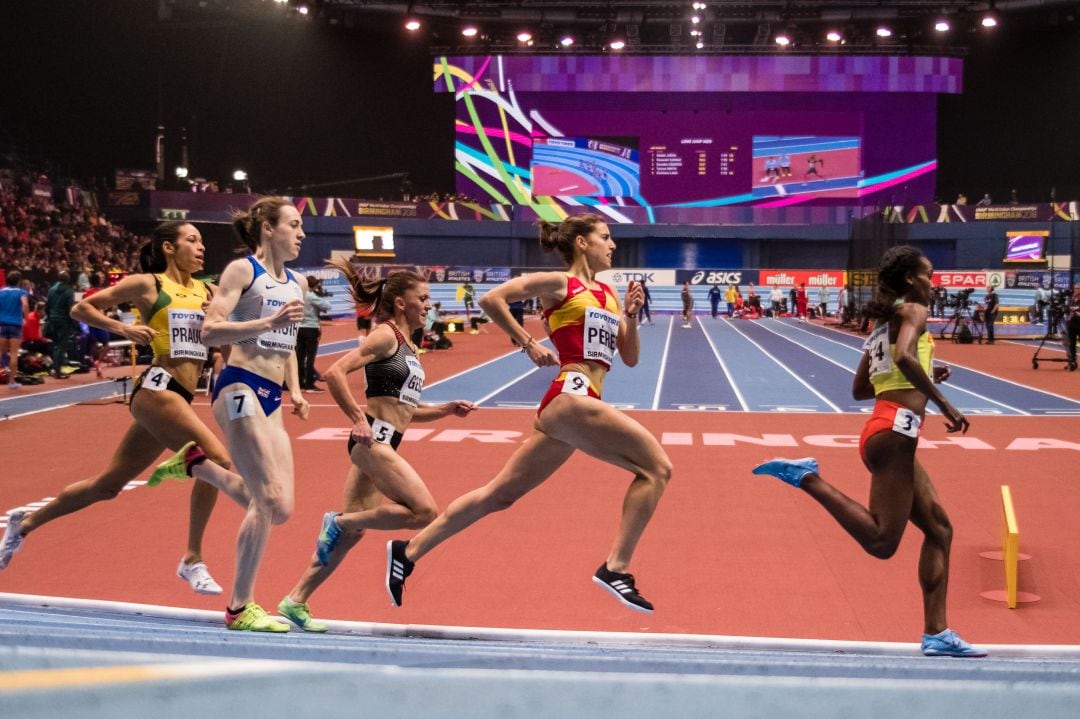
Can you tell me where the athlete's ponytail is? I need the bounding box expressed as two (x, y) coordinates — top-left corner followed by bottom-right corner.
(138, 220), (187, 273)
(863, 245), (927, 321)
(230, 196), (292, 252)
(537, 213), (604, 266)
(329, 259), (425, 321)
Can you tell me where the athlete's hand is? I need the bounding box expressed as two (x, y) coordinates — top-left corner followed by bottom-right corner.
(932, 363), (952, 384)
(290, 391), (310, 420)
(350, 417), (373, 447)
(940, 401), (969, 433)
(623, 281), (644, 318)
(122, 324), (156, 345)
(524, 341), (558, 367)
(444, 400), (478, 418)
(269, 300), (304, 330)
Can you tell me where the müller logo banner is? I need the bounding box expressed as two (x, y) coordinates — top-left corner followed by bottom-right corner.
(757, 270), (844, 287)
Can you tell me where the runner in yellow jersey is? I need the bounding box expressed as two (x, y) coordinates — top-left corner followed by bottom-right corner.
(753, 245), (985, 658)
(0, 222), (251, 595)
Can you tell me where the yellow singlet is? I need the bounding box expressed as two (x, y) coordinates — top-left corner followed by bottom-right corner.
(864, 321), (934, 395)
(145, 274), (211, 361)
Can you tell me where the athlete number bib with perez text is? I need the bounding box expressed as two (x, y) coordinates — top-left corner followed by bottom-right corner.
(583, 307), (619, 365)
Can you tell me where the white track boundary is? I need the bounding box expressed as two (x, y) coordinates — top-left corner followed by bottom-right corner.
(2, 592), (1078, 659)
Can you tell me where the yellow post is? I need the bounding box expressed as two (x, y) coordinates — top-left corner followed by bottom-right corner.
(1000, 485), (1020, 609)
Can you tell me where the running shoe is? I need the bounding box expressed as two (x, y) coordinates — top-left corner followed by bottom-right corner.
(751, 457), (820, 488)
(593, 564), (654, 613)
(315, 511), (343, 566)
(277, 596), (328, 633)
(0, 511), (28, 570)
(921, 628), (987, 658)
(386, 540), (414, 607)
(7, 382), (21, 389)
(225, 602), (290, 632)
(177, 559), (223, 595)
(148, 441), (205, 487)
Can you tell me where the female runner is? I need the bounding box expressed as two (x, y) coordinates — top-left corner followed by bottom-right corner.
(0, 222), (250, 595)
(386, 213), (672, 613)
(276, 266), (476, 631)
(752, 245), (985, 657)
(168, 196), (309, 632)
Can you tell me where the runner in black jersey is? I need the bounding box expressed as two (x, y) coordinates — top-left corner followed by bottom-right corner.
(276, 264), (476, 632)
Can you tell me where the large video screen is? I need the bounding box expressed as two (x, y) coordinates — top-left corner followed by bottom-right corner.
(751, 136), (861, 200)
(440, 56), (948, 210)
(531, 137), (640, 197)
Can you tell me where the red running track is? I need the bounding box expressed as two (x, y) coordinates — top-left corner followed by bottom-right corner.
(2, 320), (1078, 644)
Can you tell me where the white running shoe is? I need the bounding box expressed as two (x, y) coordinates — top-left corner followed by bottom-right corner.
(0, 511), (28, 570)
(177, 559), (223, 595)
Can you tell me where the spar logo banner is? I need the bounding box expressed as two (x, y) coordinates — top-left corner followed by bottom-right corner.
(758, 270), (845, 288)
(933, 271), (1005, 289)
(676, 269), (756, 286)
(598, 269), (677, 286)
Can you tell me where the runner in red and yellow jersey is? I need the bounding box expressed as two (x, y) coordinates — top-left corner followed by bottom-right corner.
(386, 213), (672, 613)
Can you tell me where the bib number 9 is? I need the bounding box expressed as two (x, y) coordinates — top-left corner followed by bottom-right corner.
(560, 371), (590, 396)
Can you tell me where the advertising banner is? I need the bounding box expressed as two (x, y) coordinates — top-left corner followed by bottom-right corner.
(426, 266), (512, 283)
(757, 269), (845, 288)
(1004, 270), (1072, 290)
(597, 269), (677, 286)
(675, 269), (757, 286)
(933, 271), (1005, 289)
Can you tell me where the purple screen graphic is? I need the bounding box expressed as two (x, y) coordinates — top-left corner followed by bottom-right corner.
(1005, 233), (1048, 262)
(441, 56), (952, 208)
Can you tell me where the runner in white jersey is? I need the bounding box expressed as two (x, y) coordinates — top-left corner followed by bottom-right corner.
(159, 196), (309, 632)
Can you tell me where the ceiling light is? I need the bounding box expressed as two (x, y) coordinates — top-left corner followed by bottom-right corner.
(775, 34), (791, 46)
(609, 39), (625, 50)
(691, 15), (700, 24)
(296, 4), (309, 15)
(404, 19), (421, 31)
(516, 31), (532, 43)
(876, 26), (892, 38)
(934, 19), (950, 32)
(826, 30), (841, 42)
(981, 14), (998, 28)
(559, 35), (574, 47)
(462, 26), (478, 37)
(696, 40), (704, 49)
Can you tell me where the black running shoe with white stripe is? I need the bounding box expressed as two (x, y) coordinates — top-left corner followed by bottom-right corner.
(592, 564), (654, 613)
(386, 540), (414, 607)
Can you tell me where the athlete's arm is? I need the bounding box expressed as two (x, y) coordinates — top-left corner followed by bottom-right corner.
(71, 274), (157, 345)
(325, 324), (396, 445)
(893, 303), (968, 433)
(202, 259), (303, 346)
(851, 352), (874, 400)
(411, 400), (478, 422)
(616, 281), (642, 367)
(479, 272), (566, 367)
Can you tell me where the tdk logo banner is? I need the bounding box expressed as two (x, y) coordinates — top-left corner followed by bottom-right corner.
(598, 269), (676, 286)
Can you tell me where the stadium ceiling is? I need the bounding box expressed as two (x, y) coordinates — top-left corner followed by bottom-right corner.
(310, 0), (1080, 54)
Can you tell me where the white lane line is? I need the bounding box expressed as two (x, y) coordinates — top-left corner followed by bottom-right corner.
(473, 366), (542, 406)
(696, 318), (749, 412)
(813, 322), (1070, 413)
(721, 318), (843, 413)
(651, 316), (675, 410)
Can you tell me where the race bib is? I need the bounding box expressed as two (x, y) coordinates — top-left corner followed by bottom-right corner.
(560, 371), (590, 396)
(399, 355), (425, 407)
(864, 324), (892, 377)
(142, 366), (173, 392)
(370, 418), (397, 446)
(583, 307), (619, 365)
(167, 308), (207, 360)
(892, 407), (922, 438)
(256, 297), (299, 352)
(224, 390), (256, 421)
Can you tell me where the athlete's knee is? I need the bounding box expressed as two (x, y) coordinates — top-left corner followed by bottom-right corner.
(409, 502), (438, 528)
(866, 534), (903, 560)
(650, 456), (674, 487)
(255, 492), (293, 524)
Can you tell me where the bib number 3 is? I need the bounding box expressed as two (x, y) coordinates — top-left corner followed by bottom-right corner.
(892, 408), (921, 438)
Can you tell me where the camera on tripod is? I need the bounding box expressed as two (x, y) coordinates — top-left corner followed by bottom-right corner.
(948, 287), (975, 308)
